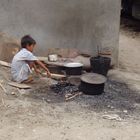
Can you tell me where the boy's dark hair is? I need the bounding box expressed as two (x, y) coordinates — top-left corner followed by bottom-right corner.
(21, 35), (36, 48)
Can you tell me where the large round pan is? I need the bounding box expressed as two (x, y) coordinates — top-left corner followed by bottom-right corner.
(64, 62), (83, 75)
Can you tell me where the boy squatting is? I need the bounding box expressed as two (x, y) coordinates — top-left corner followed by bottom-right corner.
(11, 35), (51, 83)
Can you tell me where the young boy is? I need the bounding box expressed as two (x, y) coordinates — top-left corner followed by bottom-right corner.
(11, 35), (51, 83)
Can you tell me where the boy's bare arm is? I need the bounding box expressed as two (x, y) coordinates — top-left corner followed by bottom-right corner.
(32, 63), (41, 74)
(35, 60), (51, 76)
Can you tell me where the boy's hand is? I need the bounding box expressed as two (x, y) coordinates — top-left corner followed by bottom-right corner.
(35, 69), (42, 75)
(47, 71), (51, 78)
(35, 60), (51, 78)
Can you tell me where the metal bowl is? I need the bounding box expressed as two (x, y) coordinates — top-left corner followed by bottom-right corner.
(48, 54), (58, 62)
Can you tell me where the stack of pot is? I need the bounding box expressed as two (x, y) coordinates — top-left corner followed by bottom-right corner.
(63, 47), (111, 95)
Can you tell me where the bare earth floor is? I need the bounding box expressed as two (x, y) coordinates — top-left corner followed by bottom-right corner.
(0, 17), (140, 140)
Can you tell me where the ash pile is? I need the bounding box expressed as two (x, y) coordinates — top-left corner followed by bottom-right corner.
(50, 82), (82, 101)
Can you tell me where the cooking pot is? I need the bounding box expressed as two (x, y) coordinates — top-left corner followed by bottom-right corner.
(48, 54), (58, 62)
(79, 73), (106, 95)
(90, 56), (111, 76)
(47, 65), (63, 74)
(64, 62), (83, 76)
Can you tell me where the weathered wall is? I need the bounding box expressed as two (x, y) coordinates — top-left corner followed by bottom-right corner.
(0, 0), (121, 65)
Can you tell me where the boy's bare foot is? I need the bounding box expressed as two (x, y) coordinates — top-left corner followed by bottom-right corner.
(22, 76), (34, 84)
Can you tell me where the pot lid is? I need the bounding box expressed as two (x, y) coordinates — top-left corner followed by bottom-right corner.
(64, 62), (83, 67)
(81, 73), (107, 84)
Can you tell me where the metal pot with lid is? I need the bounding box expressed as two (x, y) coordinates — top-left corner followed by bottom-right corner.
(79, 73), (107, 95)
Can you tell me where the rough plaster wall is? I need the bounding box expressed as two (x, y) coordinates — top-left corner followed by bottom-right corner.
(0, 0), (121, 65)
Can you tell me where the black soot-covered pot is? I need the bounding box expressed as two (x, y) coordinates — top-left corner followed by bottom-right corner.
(79, 73), (107, 95)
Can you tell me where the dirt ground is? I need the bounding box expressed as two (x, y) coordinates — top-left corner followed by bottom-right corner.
(119, 17), (140, 74)
(0, 17), (140, 140)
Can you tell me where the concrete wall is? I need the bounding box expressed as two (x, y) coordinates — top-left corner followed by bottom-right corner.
(0, 0), (121, 65)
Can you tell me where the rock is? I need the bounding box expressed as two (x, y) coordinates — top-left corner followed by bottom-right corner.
(123, 110), (128, 113)
(46, 99), (51, 102)
(11, 92), (16, 95)
(107, 105), (114, 109)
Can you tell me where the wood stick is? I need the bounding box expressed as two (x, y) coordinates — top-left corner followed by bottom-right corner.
(0, 60), (11, 68)
(2, 98), (5, 106)
(65, 92), (83, 101)
(8, 82), (31, 89)
(0, 83), (7, 93)
(41, 72), (66, 80)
